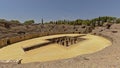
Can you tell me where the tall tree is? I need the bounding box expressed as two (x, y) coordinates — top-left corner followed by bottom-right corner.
(41, 18), (44, 24)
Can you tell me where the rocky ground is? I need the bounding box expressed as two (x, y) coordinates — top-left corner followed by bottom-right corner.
(0, 24), (120, 68)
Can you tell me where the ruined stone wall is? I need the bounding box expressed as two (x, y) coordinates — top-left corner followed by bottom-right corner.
(0, 32), (72, 48)
(0, 38), (7, 47)
(0, 24), (93, 48)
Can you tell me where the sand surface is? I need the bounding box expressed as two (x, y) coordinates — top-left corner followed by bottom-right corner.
(0, 34), (111, 63)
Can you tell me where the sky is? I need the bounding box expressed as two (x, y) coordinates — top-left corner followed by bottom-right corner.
(0, 0), (120, 23)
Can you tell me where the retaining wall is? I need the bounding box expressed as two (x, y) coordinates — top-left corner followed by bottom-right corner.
(0, 31), (84, 48)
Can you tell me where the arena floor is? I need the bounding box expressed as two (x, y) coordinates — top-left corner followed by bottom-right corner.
(0, 34), (111, 63)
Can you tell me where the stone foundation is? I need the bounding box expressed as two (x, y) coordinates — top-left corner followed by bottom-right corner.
(47, 36), (86, 47)
(23, 35), (86, 51)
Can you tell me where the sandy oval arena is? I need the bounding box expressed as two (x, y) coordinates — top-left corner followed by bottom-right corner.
(0, 34), (111, 63)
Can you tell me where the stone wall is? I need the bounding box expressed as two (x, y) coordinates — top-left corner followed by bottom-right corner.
(0, 38), (7, 47)
(0, 59), (22, 64)
(0, 24), (93, 48)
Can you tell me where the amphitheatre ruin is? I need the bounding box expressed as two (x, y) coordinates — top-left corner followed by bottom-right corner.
(0, 18), (120, 68)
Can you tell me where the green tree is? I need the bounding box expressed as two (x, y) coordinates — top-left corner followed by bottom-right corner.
(0, 19), (7, 22)
(82, 20), (91, 26)
(75, 19), (83, 25)
(10, 20), (21, 24)
(24, 20), (35, 25)
(116, 18), (120, 23)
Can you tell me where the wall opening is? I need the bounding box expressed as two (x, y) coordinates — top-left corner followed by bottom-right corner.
(7, 39), (10, 45)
